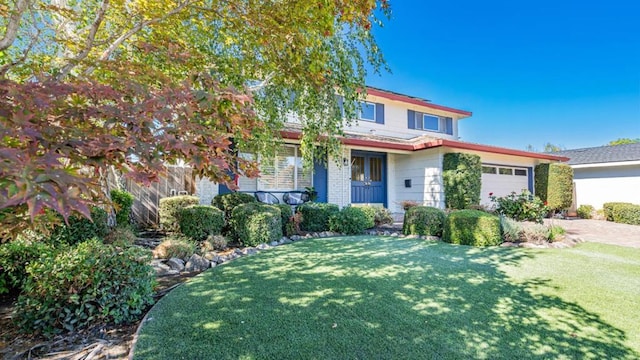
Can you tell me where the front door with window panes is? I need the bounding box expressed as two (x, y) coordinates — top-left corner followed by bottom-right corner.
(351, 151), (386, 204)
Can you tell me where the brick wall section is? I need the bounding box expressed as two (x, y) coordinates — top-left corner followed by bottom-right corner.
(327, 147), (351, 208)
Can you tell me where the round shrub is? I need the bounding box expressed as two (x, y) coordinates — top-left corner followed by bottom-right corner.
(0, 239), (55, 294)
(296, 202), (340, 232)
(48, 207), (109, 245)
(212, 192), (257, 222)
(153, 236), (196, 260)
(159, 195), (200, 231)
(231, 203), (282, 246)
(609, 203), (640, 225)
(602, 202), (631, 222)
(356, 206), (377, 229)
(177, 205), (224, 241)
(110, 189), (134, 226)
(273, 204), (294, 236)
(576, 204), (595, 219)
(443, 210), (502, 246)
(402, 206), (446, 237)
(15, 239), (155, 336)
(329, 206), (370, 235)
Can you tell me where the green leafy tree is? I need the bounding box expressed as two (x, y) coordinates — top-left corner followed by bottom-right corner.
(0, 0), (391, 241)
(543, 143), (565, 152)
(608, 138), (640, 145)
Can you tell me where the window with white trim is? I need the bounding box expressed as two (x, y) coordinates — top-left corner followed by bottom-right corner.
(358, 101), (376, 121)
(258, 146), (312, 191)
(408, 110), (453, 134)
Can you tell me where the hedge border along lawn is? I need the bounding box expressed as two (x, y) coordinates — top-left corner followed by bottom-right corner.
(133, 237), (640, 359)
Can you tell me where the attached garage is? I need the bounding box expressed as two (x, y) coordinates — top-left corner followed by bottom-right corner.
(480, 164), (532, 205)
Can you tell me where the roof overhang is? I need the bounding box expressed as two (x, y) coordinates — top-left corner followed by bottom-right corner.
(571, 160), (640, 169)
(366, 87), (472, 118)
(281, 130), (569, 162)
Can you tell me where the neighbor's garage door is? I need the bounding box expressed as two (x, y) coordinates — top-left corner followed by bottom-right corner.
(480, 165), (529, 205)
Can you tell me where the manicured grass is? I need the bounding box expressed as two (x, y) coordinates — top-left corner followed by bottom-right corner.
(133, 237), (640, 359)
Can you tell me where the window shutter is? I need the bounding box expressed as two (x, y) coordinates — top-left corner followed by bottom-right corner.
(407, 110), (416, 129)
(375, 103), (385, 124)
(446, 118), (453, 135)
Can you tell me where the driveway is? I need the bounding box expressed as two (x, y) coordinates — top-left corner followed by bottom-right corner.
(545, 219), (640, 248)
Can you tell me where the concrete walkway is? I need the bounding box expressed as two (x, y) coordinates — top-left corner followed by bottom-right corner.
(545, 219), (640, 248)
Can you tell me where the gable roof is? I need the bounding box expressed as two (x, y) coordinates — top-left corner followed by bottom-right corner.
(551, 143), (640, 165)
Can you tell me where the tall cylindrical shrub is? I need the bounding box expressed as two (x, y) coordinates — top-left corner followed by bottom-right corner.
(159, 195), (200, 231)
(443, 153), (482, 209)
(177, 205), (225, 241)
(402, 206), (446, 236)
(534, 163), (574, 212)
(443, 210), (502, 246)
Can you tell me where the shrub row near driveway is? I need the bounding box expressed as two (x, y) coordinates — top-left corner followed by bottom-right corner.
(603, 202), (640, 225)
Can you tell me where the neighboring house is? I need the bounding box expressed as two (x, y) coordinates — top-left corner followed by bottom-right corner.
(196, 87), (567, 213)
(551, 143), (640, 210)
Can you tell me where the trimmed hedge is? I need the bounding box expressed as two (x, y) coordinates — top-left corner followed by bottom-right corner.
(296, 202), (340, 232)
(177, 205), (225, 241)
(329, 206), (370, 235)
(402, 206), (446, 236)
(159, 196), (200, 231)
(602, 202), (632, 222)
(273, 204), (294, 236)
(443, 153), (482, 209)
(0, 239), (55, 294)
(604, 202), (640, 225)
(534, 163), (574, 212)
(15, 239), (155, 336)
(212, 192), (256, 222)
(443, 210), (502, 246)
(48, 207), (109, 245)
(576, 204), (595, 219)
(111, 189), (134, 226)
(231, 203), (282, 246)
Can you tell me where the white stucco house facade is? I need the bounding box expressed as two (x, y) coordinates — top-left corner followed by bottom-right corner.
(196, 87), (567, 213)
(552, 143), (640, 209)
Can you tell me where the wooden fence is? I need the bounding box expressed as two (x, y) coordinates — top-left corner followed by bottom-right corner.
(125, 166), (195, 227)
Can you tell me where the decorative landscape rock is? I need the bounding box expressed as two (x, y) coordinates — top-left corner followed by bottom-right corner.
(166, 257), (185, 272)
(151, 259), (179, 276)
(185, 254), (211, 272)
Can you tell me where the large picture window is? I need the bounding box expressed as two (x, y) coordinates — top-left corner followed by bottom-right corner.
(258, 146), (312, 191)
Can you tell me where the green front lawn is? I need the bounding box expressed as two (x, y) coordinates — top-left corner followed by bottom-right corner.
(133, 237), (640, 359)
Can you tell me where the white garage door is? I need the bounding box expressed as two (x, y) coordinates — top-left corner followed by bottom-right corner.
(480, 165), (529, 206)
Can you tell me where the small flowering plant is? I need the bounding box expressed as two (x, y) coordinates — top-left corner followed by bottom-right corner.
(489, 190), (548, 224)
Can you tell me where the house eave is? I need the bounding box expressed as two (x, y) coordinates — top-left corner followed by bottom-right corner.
(281, 130), (568, 161)
(570, 160), (640, 169)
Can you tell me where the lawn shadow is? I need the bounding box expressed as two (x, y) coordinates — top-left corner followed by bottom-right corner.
(134, 236), (639, 359)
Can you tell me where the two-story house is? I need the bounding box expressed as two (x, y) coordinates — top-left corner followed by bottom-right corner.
(196, 87), (567, 213)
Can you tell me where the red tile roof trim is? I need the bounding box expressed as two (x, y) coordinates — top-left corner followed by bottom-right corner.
(366, 87), (473, 117)
(281, 131), (569, 161)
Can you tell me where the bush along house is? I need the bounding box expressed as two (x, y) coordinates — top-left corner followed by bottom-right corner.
(196, 87), (568, 215)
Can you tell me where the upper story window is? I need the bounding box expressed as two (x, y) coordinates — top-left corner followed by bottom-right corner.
(337, 96), (385, 124)
(407, 110), (453, 135)
(358, 101), (377, 121)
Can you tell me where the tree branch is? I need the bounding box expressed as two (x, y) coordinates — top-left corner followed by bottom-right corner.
(82, 0), (193, 77)
(0, 0), (29, 51)
(56, 0), (110, 80)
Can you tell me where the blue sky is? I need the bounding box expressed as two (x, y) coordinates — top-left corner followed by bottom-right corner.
(366, 0), (640, 150)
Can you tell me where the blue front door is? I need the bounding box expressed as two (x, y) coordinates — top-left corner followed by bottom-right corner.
(351, 151), (386, 205)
